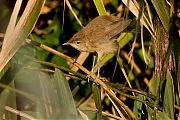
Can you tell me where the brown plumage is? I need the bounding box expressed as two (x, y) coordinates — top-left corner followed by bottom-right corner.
(63, 15), (131, 78)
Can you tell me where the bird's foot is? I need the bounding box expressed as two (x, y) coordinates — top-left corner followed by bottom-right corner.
(86, 72), (96, 82)
(86, 72), (101, 83)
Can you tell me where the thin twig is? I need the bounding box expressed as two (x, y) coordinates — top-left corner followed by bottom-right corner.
(5, 106), (37, 120)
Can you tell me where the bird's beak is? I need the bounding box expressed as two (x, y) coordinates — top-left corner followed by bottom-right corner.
(62, 42), (70, 45)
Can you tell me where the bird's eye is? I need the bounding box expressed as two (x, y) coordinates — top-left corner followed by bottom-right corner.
(75, 41), (81, 45)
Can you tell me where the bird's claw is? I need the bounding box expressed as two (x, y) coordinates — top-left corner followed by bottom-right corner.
(86, 72), (96, 82)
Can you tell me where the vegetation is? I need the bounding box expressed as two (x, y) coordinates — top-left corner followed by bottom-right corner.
(0, 0), (179, 119)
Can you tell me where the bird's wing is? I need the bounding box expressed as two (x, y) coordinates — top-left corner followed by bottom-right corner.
(84, 15), (131, 43)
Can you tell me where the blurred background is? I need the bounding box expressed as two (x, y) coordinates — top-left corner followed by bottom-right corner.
(0, 0), (179, 119)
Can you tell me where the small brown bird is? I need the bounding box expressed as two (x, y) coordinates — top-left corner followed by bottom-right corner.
(63, 15), (131, 78)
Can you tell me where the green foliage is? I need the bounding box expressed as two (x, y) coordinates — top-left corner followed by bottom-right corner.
(0, 0), (180, 119)
(0, 54), (80, 119)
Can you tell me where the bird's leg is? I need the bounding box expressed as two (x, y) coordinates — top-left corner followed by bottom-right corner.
(87, 53), (102, 82)
(97, 55), (100, 78)
(95, 55), (107, 82)
(96, 53), (108, 82)
(87, 54), (97, 82)
(91, 54), (96, 74)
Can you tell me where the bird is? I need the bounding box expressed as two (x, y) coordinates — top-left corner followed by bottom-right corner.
(63, 15), (131, 79)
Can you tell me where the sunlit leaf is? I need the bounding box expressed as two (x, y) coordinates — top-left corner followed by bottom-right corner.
(93, 0), (106, 15)
(0, 0), (45, 71)
(151, 0), (170, 32)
